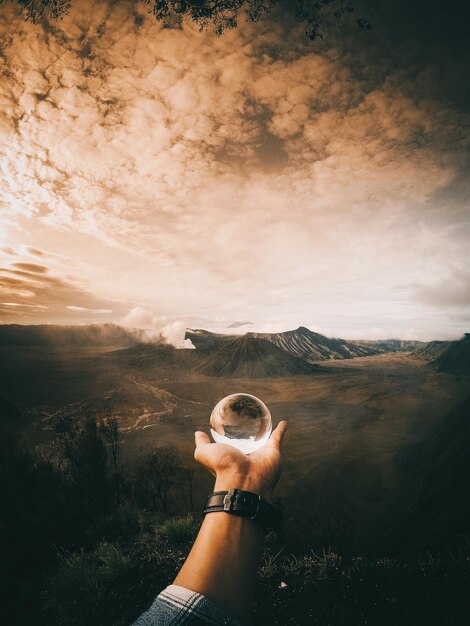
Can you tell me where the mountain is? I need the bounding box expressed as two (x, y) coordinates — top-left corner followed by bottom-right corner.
(0, 324), (143, 347)
(413, 334), (470, 375)
(187, 326), (421, 363)
(356, 339), (425, 352)
(185, 329), (233, 354)
(195, 335), (321, 377)
(109, 341), (199, 370)
(412, 340), (453, 360)
(250, 326), (382, 363)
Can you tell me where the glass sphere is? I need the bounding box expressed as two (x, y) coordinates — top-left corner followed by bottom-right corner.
(210, 393), (272, 454)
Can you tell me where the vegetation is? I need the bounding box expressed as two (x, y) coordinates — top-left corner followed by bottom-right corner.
(256, 550), (470, 625)
(1, 407), (469, 625)
(1, 0), (372, 39)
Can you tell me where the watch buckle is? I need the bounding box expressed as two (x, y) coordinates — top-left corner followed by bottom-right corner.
(222, 489), (261, 518)
(223, 489), (237, 511)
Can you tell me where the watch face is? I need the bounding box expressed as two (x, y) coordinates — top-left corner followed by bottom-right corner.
(210, 393), (272, 454)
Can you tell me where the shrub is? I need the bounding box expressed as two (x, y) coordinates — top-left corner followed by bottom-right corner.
(156, 515), (200, 546)
(43, 532), (189, 626)
(44, 543), (133, 626)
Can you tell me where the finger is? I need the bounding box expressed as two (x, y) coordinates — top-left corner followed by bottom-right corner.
(268, 420), (287, 449)
(194, 430), (211, 448)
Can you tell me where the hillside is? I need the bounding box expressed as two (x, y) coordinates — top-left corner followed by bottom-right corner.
(433, 334), (470, 375)
(395, 394), (470, 549)
(412, 340), (453, 360)
(0, 323), (143, 347)
(413, 334), (470, 375)
(195, 335), (321, 377)
(108, 341), (199, 371)
(356, 339), (424, 352)
(251, 326), (382, 362)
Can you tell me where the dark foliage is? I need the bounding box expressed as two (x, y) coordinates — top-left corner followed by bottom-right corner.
(0, 410), (195, 624)
(1, 402), (469, 625)
(256, 551), (470, 625)
(2, 0), (72, 21)
(1, 0), (372, 38)
(134, 445), (185, 513)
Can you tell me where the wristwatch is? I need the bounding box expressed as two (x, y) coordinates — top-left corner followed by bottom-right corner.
(203, 488), (282, 533)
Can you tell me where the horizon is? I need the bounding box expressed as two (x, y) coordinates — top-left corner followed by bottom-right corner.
(1, 1), (469, 341)
(0, 319), (466, 344)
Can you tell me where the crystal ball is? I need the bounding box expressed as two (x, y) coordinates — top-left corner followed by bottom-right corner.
(210, 393), (272, 454)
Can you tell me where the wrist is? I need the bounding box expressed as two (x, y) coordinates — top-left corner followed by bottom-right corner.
(214, 472), (273, 500)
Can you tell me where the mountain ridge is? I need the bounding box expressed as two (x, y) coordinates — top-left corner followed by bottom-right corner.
(250, 326), (381, 362)
(0, 323), (143, 347)
(413, 334), (470, 375)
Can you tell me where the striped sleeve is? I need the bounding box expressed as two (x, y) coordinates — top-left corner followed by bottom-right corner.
(131, 584), (241, 626)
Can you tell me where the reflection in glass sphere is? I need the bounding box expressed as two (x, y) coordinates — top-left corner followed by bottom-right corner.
(210, 393), (272, 454)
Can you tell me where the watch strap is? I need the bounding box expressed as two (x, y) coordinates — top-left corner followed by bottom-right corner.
(203, 488), (281, 533)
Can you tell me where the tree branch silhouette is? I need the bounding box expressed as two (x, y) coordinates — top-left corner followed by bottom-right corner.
(1, 0), (372, 39)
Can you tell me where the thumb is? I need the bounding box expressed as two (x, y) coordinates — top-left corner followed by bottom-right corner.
(195, 430), (211, 448)
(268, 420), (287, 449)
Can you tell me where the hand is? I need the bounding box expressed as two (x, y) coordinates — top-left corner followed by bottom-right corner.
(194, 421), (287, 499)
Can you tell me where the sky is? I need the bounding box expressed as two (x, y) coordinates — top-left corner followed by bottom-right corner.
(0, 0), (469, 340)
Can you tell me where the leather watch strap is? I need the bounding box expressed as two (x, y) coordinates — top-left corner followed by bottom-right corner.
(203, 488), (281, 533)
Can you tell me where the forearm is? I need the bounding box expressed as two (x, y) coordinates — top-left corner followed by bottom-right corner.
(173, 473), (267, 625)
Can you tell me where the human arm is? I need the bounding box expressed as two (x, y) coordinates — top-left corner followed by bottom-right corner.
(173, 420), (287, 625)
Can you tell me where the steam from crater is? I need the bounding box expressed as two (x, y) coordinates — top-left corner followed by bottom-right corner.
(119, 307), (195, 349)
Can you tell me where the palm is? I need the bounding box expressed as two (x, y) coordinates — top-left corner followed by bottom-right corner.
(194, 421), (287, 497)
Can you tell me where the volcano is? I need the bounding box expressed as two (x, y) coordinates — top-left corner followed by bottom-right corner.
(195, 335), (321, 377)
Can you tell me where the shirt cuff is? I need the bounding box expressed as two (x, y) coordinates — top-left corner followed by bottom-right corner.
(131, 584), (241, 625)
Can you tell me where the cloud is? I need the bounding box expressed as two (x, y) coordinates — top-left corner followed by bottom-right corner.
(413, 268), (470, 309)
(2, 247), (18, 256)
(161, 321), (195, 349)
(12, 262), (48, 273)
(0, 1), (468, 338)
(0, 254), (121, 323)
(1, 2), (465, 259)
(227, 321), (254, 328)
(119, 306), (159, 329)
(66, 305), (113, 314)
(119, 307), (194, 348)
(28, 248), (45, 256)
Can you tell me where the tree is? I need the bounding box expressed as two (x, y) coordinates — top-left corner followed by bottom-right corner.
(54, 414), (111, 513)
(99, 413), (123, 507)
(1, 0), (371, 39)
(135, 445), (183, 513)
(178, 466), (196, 512)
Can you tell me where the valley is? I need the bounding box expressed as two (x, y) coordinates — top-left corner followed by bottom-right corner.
(1, 336), (467, 554)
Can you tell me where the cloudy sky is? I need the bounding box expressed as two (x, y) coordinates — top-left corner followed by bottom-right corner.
(0, 0), (469, 340)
